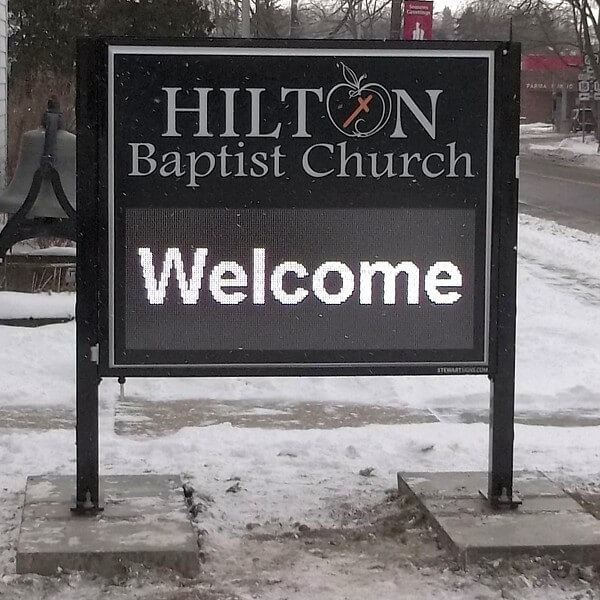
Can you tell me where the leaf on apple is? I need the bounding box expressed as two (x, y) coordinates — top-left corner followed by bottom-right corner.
(340, 62), (361, 91)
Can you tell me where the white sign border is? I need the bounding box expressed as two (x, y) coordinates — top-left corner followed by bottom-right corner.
(107, 45), (495, 370)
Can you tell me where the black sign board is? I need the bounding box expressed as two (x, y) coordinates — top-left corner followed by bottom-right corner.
(78, 40), (520, 377)
(76, 40), (520, 510)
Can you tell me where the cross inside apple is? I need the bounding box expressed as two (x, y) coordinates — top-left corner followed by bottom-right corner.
(326, 62), (392, 138)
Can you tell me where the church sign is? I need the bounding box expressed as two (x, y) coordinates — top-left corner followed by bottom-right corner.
(74, 39), (520, 511)
(78, 40), (519, 378)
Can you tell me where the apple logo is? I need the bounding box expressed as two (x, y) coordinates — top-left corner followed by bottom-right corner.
(326, 62), (392, 138)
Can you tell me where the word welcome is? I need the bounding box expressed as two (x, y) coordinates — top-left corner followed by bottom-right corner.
(138, 248), (463, 306)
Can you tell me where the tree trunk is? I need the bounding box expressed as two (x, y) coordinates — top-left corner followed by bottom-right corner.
(290, 0), (300, 37)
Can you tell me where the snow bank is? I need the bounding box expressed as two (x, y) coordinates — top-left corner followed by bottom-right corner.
(0, 322), (75, 407)
(557, 137), (600, 155)
(9, 245), (76, 256)
(520, 122), (554, 136)
(529, 136), (600, 168)
(0, 291), (75, 319)
(515, 216), (600, 406)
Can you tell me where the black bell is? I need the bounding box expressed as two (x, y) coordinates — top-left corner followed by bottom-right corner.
(0, 98), (77, 260)
(0, 127), (76, 218)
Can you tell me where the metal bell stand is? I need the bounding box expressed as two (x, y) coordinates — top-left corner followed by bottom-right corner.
(0, 99), (77, 261)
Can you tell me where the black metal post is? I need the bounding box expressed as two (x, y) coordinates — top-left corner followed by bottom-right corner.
(389, 0), (403, 40)
(73, 39), (102, 514)
(488, 43), (521, 509)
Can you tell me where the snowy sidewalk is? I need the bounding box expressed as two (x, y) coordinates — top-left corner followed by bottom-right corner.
(113, 396), (600, 436)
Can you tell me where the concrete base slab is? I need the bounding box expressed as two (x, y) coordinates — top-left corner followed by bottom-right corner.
(17, 474), (199, 577)
(398, 471), (600, 565)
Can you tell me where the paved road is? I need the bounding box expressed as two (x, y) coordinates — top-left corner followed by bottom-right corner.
(520, 154), (600, 234)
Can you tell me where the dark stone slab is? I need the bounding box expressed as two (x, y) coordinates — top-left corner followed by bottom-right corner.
(17, 474), (199, 577)
(398, 471), (600, 565)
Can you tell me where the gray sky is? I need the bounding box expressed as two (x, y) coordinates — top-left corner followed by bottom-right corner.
(434, 0), (467, 14)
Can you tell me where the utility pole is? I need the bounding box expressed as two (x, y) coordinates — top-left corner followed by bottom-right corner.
(356, 0), (364, 39)
(390, 0), (403, 40)
(290, 0), (300, 38)
(241, 0), (251, 37)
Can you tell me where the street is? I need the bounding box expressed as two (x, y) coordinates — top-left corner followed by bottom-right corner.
(520, 154), (600, 234)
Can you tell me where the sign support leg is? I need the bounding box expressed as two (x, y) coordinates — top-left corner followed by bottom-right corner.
(73, 39), (102, 514)
(74, 343), (102, 513)
(486, 44), (521, 510)
(487, 235), (520, 509)
(487, 247), (519, 508)
(488, 361), (520, 508)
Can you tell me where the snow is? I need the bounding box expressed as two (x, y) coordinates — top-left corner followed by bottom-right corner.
(0, 291), (75, 319)
(520, 122), (554, 136)
(533, 136), (600, 156)
(558, 137), (600, 156)
(529, 136), (600, 169)
(0, 214), (600, 598)
(9, 245), (76, 256)
(0, 320), (74, 406)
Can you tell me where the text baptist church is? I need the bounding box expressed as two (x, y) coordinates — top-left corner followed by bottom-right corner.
(127, 84), (476, 186)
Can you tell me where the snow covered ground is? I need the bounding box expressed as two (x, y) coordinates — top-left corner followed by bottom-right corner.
(528, 136), (600, 169)
(9, 245), (76, 256)
(1, 215), (600, 598)
(519, 122), (555, 138)
(0, 291), (75, 320)
(519, 122), (600, 169)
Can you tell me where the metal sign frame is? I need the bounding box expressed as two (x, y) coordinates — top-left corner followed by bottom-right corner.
(106, 43), (494, 377)
(75, 38), (520, 512)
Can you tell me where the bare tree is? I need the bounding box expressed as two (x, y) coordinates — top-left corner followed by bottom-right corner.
(569, 0), (600, 79)
(514, 0), (599, 77)
(300, 0), (391, 39)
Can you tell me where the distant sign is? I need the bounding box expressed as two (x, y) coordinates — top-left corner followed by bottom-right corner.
(579, 77), (600, 101)
(403, 0), (433, 40)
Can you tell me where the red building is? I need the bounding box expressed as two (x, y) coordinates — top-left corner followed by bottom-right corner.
(521, 54), (582, 129)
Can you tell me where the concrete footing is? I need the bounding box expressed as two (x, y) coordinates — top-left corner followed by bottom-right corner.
(16, 474), (199, 577)
(398, 471), (600, 565)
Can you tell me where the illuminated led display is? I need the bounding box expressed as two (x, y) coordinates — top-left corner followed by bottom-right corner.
(137, 249), (463, 307)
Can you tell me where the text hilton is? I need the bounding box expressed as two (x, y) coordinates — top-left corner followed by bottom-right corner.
(127, 86), (475, 187)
